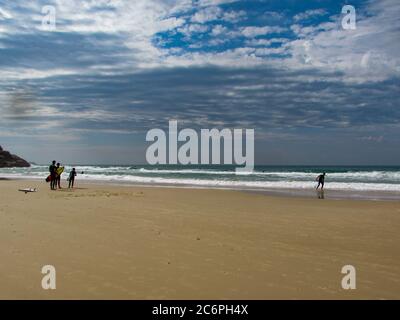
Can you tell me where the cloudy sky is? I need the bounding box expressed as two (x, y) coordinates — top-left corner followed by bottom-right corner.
(0, 0), (399, 165)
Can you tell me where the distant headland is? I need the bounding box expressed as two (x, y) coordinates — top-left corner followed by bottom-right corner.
(0, 146), (30, 168)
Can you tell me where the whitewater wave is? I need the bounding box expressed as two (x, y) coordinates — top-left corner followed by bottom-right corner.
(135, 168), (400, 180)
(2, 172), (400, 192)
(17, 165), (400, 182)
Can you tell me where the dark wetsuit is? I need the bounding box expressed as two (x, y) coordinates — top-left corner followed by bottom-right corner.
(68, 171), (77, 188)
(49, 164), (57, 190)
(316, 174), (325, 189)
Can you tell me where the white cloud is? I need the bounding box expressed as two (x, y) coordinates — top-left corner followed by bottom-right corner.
(287, 0), (400, 82)
(0, 68), (78, 80)
(254, 46), (287, 56)
(197, 0), (239, 7)
(191, 6), (222, 23)
(245, 38), (289, 47)
(293, 9), (327, 22)
(211, 24), (227, 36)
(179, 23), (210, 37)
(222, 10), (246, 22)
(0, 7), (13, 19)
(241, 26), (285, 38)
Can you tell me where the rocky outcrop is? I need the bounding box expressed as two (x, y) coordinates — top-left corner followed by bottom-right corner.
(0, 146), (30, 167)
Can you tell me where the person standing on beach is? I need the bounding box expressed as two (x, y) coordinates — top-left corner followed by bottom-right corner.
(68, 168), (77, 189)
(56, 162), (62, 189)
(49, 160), (57, 190)
(316, 173), (326, 190)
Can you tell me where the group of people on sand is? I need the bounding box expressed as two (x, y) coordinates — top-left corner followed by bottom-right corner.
(48, 160), (77, 190)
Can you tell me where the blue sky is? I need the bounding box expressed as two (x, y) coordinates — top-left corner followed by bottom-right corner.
(0, 0), (399, 165)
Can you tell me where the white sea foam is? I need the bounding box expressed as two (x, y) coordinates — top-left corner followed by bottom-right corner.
(115, 168), (400, 180)
(80, 175), (400, 191)
(1, 170), (400, 192)
(18, 165), (400, 182)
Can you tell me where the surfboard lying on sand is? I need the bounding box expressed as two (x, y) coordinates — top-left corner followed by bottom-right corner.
(19, 188), (37, 194)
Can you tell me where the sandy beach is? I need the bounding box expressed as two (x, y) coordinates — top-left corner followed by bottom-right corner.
(0, 179), (399, 300)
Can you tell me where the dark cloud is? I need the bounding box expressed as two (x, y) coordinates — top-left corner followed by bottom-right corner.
(0, 32), (130, 70)
(10, 66), (397, 131)
(5, 87), (38, 116)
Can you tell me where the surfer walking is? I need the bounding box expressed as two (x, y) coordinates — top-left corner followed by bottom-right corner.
(68, 168), (77, 189)
(316, 173), (326, 190)
(49, 160), (57, 190)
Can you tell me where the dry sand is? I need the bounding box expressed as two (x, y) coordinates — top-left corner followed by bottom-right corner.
(0, 179), (399, 299)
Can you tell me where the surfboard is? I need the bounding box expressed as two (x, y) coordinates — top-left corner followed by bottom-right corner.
(56, 166), (64, 176)
(45, 175), (52, 182)
(19, 188), (37, 194)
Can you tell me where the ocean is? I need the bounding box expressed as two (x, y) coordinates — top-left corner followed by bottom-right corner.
(1, 165), (400, 200)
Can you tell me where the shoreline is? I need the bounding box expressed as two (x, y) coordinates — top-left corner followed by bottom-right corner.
(2, 176), (399, 202)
